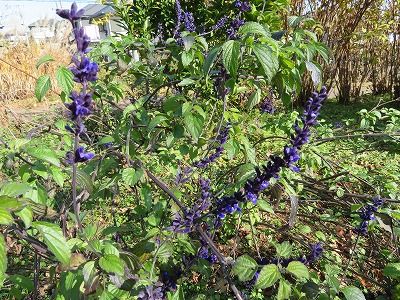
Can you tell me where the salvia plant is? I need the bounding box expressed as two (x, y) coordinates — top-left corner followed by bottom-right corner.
(0, 1), (399, 300)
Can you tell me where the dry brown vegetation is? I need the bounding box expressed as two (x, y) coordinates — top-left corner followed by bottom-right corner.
(0, 42), (70, 102)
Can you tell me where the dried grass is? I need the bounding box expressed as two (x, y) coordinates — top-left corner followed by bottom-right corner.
(0, 42), (70, 102)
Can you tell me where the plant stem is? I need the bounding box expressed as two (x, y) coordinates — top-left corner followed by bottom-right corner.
(72, 132), (82, 231)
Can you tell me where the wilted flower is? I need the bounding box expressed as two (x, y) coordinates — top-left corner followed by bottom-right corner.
(260, 97), (275, 114)
(137, 282), (164, 300)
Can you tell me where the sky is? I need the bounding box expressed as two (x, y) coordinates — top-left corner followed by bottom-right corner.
(0, 0), (96, 32)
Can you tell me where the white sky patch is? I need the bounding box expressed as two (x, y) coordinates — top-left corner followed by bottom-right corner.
(0, 0), (95, 33)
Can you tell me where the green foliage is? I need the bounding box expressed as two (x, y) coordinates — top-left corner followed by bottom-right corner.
(1, 0), (399, 299)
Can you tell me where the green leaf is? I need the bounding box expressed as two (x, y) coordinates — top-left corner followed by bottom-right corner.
(203, 46), (221, 77)
(50, 166), (64, 188)
(255, 264), (281, 289)
(258, 200), (274, 213)
(286, 261), (309, 280)
(15, 207), (33, 229)
(275, 241), (292, 258)
(178, 78), (196, 86)
(76, 169), (94, 193)
(36, 54), (54, 69)
(222, 40), (240, 77)
(33, 221), (71, 265)
(0, 182), (32, 197)
(232, 255), (258, 282)
(184, 113), (204, 142)
(99, 254), (125, 276)
(0, 235), (7, 287)
(246, 88), (261, 110)
(35, 75), (51, 102)
(0, 208), (13, 225)
(383, 263), (400, 279)
(239, 22), (270, 38)
(121, 168), (144, 186)
(148, 115), (167, 132)
(181, 51), (194, 67)
(56, 66), (74, 94)
(25, 147), (60, 167)
(277, 279), (292, 300)
(341, 286), (366, 300)
(252, 43), (279, 82)
(82, 261), (97, 283)
(171, 285), (185, 300)
(9, 275), (34, 291)
(0, 195), (23, 210)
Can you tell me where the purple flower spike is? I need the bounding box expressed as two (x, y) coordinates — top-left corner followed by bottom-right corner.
(170, 178), (212, 233)
(74, 146), (94, 163)
(56, 2), (84, 23)
(234, 1), (251, 12)
(214, 88), (327, 217)
(354, 196), (384, 235)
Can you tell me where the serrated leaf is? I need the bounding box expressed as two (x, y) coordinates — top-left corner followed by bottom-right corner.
(203, 46), (221, 77)
(148, 115), (167, 132)
(33, 221), (71, 265)
(306, 61), (321, 86)
(277, 279), (292, 300)
(252, 43), (279, 82)
(0, 195), (23, 210)
(246, 88), (261, 110)
(83, 261), (96, 283)
(239, 22), (270, 38)
(36, 54), (54, 69)
(99, 254), (125, 276)
(232, 255), (258, 281)
(275, 241), (293, 258)
(0, 235), (6, 287)
(258, 200), (274, 213)
(256, 264), (281, 289)
(222, 40), (240, 77)
(50, 166), (64, 188)
(184, 113), (203, 142)
(76, 169), (94, 193)
(56, 66), (74, 94)
(0, 208), (13, 225)
(15, 207), (33, 229)
(25, 147), (60, 167)
(35, 75), (51, 102)
(178, 78), (196, 86)
(121, 168), (144, 186)
(0, 182), (32, 197)
(286, 261), (309, 280)
(181, 51), (194, 67)
(383, 263), (400, 278)
(341, 286), (366, 300)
